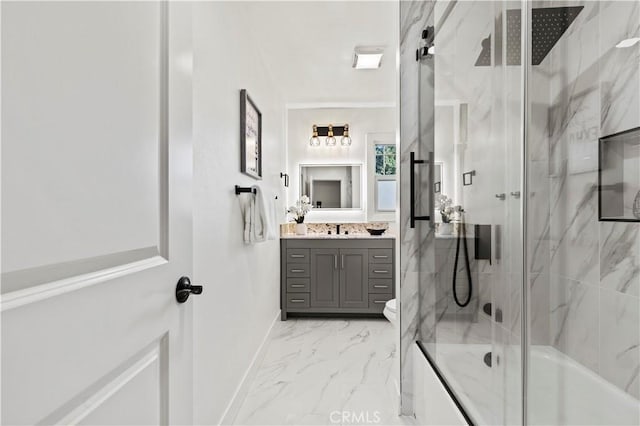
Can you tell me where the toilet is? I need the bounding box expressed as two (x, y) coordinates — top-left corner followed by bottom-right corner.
(383, 298), (397, 325)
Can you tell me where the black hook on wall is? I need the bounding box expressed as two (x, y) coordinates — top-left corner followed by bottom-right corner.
(280, 173), (289, 187)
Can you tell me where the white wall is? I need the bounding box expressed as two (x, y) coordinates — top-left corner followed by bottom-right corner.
(286, 107), (395, 223)
(192, 3), (285, 424)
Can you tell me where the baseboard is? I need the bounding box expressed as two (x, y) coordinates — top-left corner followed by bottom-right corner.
(218, 311), (280, 425)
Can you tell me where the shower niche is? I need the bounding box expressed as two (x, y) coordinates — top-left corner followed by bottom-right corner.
(599, 127), (640, 222)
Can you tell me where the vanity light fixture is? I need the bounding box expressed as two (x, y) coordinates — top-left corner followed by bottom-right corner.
(352, 46), (384, 69)
(326, 124), (337, 146)
(309, 124), (321, 146)
(616, 37), (640, 48)
(341, 124), (352, 146)
(309, 124), (350, 147)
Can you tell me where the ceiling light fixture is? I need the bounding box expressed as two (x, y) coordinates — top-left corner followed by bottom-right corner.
(309, 124), (350, 147)
(616, 37), (640, 48)
(352, 47), (384, 69)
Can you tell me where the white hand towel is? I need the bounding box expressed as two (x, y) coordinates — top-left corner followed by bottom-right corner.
(241, 192), (253, 243)
(254, 185), (273, 242)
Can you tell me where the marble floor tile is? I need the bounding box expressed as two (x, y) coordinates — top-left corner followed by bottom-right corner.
(232, 318), (414, 426)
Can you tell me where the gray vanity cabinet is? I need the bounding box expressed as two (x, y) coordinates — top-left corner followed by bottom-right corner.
(281, 238), (395, 320)
(310, 249), (340, 308)
(339, 249), (368, 309)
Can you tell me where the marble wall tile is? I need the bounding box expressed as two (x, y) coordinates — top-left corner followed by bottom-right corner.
(529, 272), (550, 345)
(599, 1), (640, 137)
(598, 288), (640, 399)
(600, 222), (640, 297)
(550, 277), (600, 373)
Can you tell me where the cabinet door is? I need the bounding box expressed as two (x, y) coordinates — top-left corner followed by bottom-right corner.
(310, 249), (340, 308)
(339, 249), (369, 309)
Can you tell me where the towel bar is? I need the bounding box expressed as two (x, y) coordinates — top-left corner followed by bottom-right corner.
(234, 185), (278, 199)
(235, 185), (256, 195)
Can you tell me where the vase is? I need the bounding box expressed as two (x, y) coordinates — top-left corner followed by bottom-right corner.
(295, 223), (307, 236)
(439, 223), (452, 235)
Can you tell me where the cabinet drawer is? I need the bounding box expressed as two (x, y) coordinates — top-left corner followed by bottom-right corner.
(287, 293), (310, 309)
(287, 278), (310, 293)
(369, 264), (392, 279)
(369, 249), (393, 264)
(369, 279), (393, 293)
(286, 249), (310, 263)
(286, 263), (310, 278)
(369, 293), (393, 312)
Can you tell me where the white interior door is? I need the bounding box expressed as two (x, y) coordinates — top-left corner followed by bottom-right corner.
(1, 2), (194, 424)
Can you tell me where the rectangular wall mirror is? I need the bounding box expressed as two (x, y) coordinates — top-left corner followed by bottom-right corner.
(300, 164), (362, 210)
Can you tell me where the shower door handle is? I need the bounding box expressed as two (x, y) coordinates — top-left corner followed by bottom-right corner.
(410, 152), (431, 228)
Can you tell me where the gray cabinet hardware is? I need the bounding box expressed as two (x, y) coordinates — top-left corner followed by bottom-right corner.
(373, 255), (388, 259)
(290, 269), (304, 273)
(510, 191), (521, 199)
(291, 284), (305, 288)
(290, 299), (306, 303)
(373, 270), (389, 274)
(373, 285), (389, 288)
(290, 254), (305, 258)
(372, 300), (387, 304)
(495, 193), (506, 200)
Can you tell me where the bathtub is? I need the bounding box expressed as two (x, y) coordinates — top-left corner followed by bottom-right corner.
(422, 343), (640, 425)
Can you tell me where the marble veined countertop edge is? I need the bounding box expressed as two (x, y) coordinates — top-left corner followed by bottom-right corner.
(280, 233), (396, 240)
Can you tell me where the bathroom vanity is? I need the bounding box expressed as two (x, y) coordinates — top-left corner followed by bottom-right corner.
(280, 235), (395, 320)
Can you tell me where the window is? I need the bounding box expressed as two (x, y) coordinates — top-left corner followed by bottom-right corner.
(374, 144), (396, 212)
(375, 145), (397, 175)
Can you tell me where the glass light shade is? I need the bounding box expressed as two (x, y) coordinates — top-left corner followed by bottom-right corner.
(341, 136), (352, 146)
(325, 136), (337, 146)
(310, 124), (320, 146)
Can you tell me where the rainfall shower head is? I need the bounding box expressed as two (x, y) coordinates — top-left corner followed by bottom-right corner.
(475, 36), (491, 66)
(474, 5), (583, 67)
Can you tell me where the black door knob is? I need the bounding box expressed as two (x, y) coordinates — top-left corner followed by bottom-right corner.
(176, 276), (203, 303)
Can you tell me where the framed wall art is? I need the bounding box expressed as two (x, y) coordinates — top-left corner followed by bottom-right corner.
(240, 89), (262, 180)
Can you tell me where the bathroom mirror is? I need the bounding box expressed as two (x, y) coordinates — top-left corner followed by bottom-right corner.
(300, 164), (362, 209)
(435, 103), (467, 207)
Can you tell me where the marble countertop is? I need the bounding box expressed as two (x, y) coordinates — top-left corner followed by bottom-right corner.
(281, 233), (395, 240)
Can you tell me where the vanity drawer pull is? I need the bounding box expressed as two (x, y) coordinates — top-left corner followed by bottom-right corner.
(373, 255), (389, 259)
(290, 269), (305, 273)
(373, 270), (389, 274)
(290, 299), (306, 303)
(290, 254), (305, 258)
(373, 285), (389, 289)
(291, 284), (305, 288)
(372, 300), (387, 304)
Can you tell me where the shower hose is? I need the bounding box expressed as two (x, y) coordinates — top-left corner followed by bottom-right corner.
(452, 216), (473, 307)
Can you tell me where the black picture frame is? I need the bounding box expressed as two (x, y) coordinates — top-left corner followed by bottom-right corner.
(240, 89), (262, 180)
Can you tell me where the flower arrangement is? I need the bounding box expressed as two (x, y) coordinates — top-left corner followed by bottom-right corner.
(288, 195), (312, 224)
(435, 194), (454, 223)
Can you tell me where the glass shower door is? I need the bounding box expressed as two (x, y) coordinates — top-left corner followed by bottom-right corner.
(417, 1), (526, 424)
